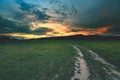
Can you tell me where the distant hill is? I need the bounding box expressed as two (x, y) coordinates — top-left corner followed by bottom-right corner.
(39, 35), (120, 40)
(0, 35), (120, 40)
(0, 35), (24, 40)
(0, 35), (11, 40)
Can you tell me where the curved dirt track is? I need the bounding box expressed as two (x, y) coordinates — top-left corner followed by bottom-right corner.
(70, 45), (120, 80)
(70, 45), (89, 80)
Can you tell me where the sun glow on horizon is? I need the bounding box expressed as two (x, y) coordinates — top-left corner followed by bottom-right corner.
(2, 28), (111, 39)
(1, 22), (111, 39)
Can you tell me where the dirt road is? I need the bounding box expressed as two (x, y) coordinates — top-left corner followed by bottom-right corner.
(70, 45), (120, 80)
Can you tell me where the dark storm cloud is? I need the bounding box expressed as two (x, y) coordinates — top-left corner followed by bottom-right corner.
(12, 12), (25, 20)
(16, 0), (50, 21)
(48, 1), (77, 22)
(109, 25), (120, 34)
(32, 10), (50, 20)
(70, 0), (120, 29)
(32, 27), (53, 35)
(16, 0), (34, 11)
(0, 16), (16, 33)
(0, 15), (30, 33)
(0, 0), (120, 36)
(0, 0), (52, 35)
(0, 15), (52, 35)
(0, 0), (30, 33)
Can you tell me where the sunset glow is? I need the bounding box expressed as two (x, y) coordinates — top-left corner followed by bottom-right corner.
(2, 24), (111, 39)
(0, 0), (119, 39)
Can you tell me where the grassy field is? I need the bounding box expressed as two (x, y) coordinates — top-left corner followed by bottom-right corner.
(68, 40), (120, 71)
(0, 40), (120, 80)
(0, 40), (76, 80)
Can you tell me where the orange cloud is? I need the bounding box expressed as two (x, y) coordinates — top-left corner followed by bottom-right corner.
(30, 21), (91, 37)
(2, 22), (112, 39)
(94, 26), (111, 34)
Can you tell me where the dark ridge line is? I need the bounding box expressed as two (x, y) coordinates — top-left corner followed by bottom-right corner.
(0, 35), (120, 40)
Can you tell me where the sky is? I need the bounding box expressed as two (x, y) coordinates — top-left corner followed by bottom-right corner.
(0, 0), (120, 39)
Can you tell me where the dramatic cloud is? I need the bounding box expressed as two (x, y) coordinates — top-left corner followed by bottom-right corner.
(0, 0), (120, 38)
(16, 0), (50, 21)
(0, 0), (53, 35)
(67, 0), (120, 27)
(0, 15), (31, 34)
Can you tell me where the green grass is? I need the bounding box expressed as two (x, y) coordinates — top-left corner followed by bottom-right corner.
(0, 40), (120, 80)
(0, 40), (76, 80)
(69, 40), (120, 71)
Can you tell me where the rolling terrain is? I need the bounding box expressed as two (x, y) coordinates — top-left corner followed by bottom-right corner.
(0, 39), (120, 80)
